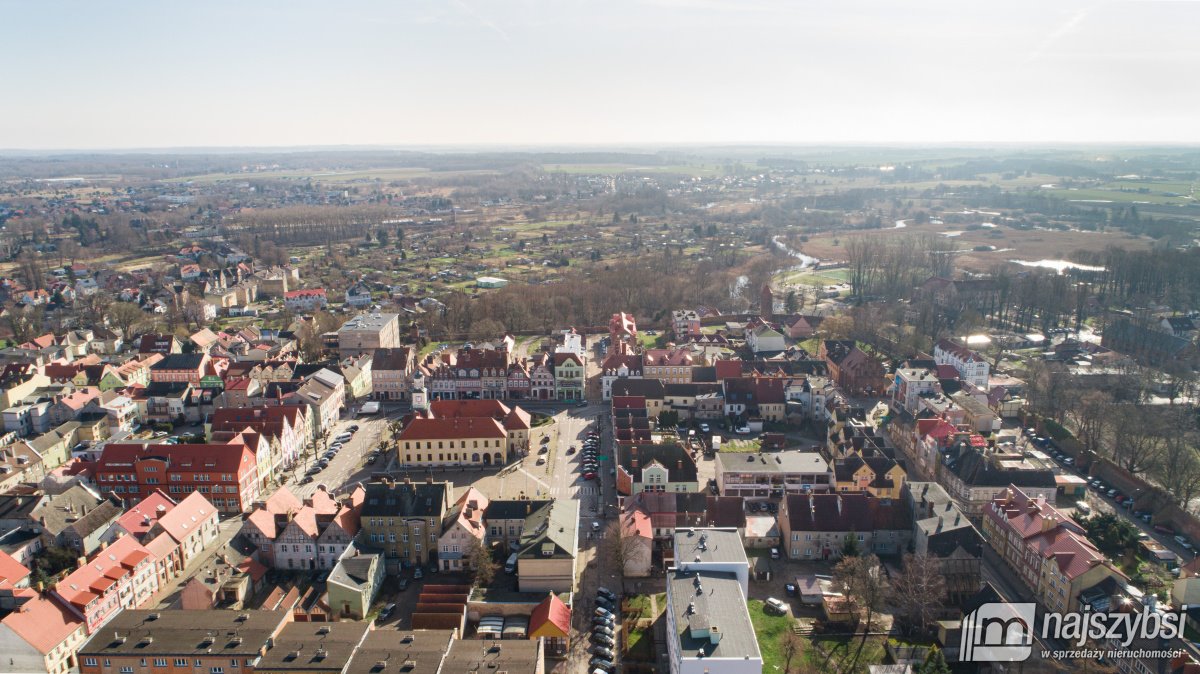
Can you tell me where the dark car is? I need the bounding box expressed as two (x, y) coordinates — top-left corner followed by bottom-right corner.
(301, 475), (314, 484)
(589, 645), (615, 659)
(597, 587), (617, 602)
(576, 400), (588, 407)
(397, 578), (410, 591)
(591, 633), (615, 647)
(566, 446), (576, 455)
(592, 615), (614, 627)
(590, 656), (615, 671)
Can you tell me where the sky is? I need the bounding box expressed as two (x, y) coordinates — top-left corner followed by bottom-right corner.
(2, 0), (1199, 149)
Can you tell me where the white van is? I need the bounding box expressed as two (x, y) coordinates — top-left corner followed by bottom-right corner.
(1075, 502), (1092, 516)
(504, 553), (518, 574)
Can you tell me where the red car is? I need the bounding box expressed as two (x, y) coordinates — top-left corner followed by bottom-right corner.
(583, 472), (597, 480)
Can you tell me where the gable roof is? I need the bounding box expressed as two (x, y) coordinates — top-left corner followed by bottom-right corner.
(0, 597), (82, 655)
(529, 592), (571, 637)
(156, 492), (216, 544)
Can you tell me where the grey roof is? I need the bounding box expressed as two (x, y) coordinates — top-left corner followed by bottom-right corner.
(361, 481), (448, 518)
(151, 353), (206, 371)
(483, 499), (551, 521)
(64, 500), (122, 539)
(29, 485), (106, 535)
(611, 378), (666, 399)
(673, 528), (747, 566)
(441, 637), (542, 673)
(667, 569), (761, 663)
(256, 621), (371, 672)
(328, 554), (379, 590)
(943, 445), (1056, 489)
(516, 499), (578, 560)
(76, 610), (289, 658)
(339, 313), (399, 332)
(344, 629), (455, 674)
(716, 450), (831, 476)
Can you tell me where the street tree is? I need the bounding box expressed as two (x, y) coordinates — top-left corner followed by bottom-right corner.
(891, 553), (947, 636)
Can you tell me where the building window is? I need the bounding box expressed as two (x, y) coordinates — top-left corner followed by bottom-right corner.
(83, 659), (97, 667)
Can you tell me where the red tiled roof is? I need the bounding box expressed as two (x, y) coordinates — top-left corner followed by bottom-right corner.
(284, 288), (326, 299)
(0, 597), (82, 655)
(55, 535), (154, 608)
(0, 550), (30, 586)
(398, 417), (506, 441)
(115, 491), (177, 539)
(95, 442), (255, 476)
(156, 492), (216, 544)
(529, 592), (571, 637)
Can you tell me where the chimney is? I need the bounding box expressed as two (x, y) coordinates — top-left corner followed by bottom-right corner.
(1041, 515), (1056, 532)
(677, 460), (683, 470)
(425, 475), (432, 484)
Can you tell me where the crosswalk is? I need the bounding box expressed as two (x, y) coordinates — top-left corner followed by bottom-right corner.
(550, 484), (599, 498)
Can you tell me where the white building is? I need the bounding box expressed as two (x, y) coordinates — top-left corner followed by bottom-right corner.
(933, 339), (989, 388)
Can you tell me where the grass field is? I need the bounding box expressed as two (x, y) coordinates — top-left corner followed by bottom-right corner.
(1037, 186), (1195, 205)
(163, 167), (504, 184)
(747, 599), (794, 671)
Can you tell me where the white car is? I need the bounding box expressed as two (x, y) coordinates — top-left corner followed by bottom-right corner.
(764, 598), (788, 615)
(735, 426), (751, 435)
(699, 423), (710, 433)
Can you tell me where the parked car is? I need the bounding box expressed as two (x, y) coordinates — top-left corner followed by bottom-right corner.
(764, 598), (788, 615)
(597, 587), (617, 602)
(301, 475), (314, 484)
(1175, 535), (1195, 551)
(590, 633), (615, 647)
(735, 426), (751, 435)
(413, 568), (424, 580)
(583, 472), (597, 480)
(594, 607), (613, 618)
(397, 579), (409, 591)
(566, 446), (576, 455)
(1106, 488), (1119, 498)
(536, 457), (546, 465)
(592, 615), (614, 627)
(589, 657), (615, 671)
(1155, 524), (1176, 536)
(589, 645), (615, 659)
(593, 625), (614, 638)
(379, 603), (396, 619)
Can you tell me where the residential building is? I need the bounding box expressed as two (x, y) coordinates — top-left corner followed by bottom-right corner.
(209, 404), (311, 472)
(255, 619), (371, 673)
(397, 416), (508, 467)
(148, 353), (210, 386)
(673, 528), (750, 595)
(483, 499), (552, 551)
(906, 481), (984, 605)
(937, 440), (1057, 517)
(820, 340), (886, 395)
(620, 507), (654, 577)
(747, 324), (786, 354)
(890, 367), (941, 415)
(715, 451), (833, 500)
(0, 596), (87, 674)
(516, 499), (579, 593)
(437, 487), (488, 572)
(295, 368), (345, 433)
(643, 348), (695, 385)
(370, 347), (413, 401)
(92, 442), (261, 514)
(441, 637), (545, 674)
(601, 352), (643, 400)
(933, 339), (990, 389)
(622, 491), (709, 541)
(337, 312), (401, 356)
(552, 352), (584, 401)
(616, 443), (700, 497)
(982, 485), (1125, 612)
(666, 529), (761, 674)
(75, 609), (290, 674)
(53, 534), (160, 634)
(358, 478), (450, 572)
(832, 453), (907, 499)
(343, 629), (456, 674)
(529, 592), (572, 657)
(284, 288), (328, 312)
(778, 492), (913, 560)
(672, 309), (701, 340)
(241, 486), (362, 570)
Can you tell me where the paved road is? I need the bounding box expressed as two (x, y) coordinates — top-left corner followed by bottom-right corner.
(285, 416), (390, 500)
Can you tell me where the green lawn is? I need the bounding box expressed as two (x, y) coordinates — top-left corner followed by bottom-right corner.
(720, 438), (761, 453)
(747, 599), (794, 672)
(804, 634), (889, 673)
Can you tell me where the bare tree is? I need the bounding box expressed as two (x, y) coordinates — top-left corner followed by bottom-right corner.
(107, 301), (146, 339)
(891, 553), (947, 637)
(833, 554), (889, 668)
(779, 630), (806, 673)
(603, 518), (644, 577)
(466, 538), (498, 587)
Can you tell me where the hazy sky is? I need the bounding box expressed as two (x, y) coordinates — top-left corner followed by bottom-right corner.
(3, 0), (1199, 149)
